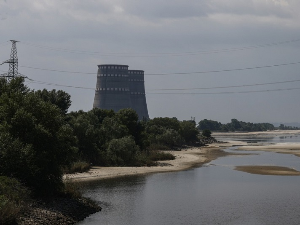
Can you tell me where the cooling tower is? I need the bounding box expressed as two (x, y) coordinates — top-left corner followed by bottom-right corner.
(128, 70), (149, 120)
(93, 64), (149, 120)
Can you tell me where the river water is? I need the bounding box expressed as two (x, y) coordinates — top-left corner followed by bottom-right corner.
(79, 134), (300, 225)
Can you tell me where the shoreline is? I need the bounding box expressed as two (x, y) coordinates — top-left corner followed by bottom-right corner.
(65, 130), (300, 182)
(64, 140), (243, 183)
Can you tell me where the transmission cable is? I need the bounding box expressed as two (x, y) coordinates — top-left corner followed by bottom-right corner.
(149, 79), (300, 91)
(24, 77), (300, 94)
(148, 87), (300, 95)
(19, 61), (300, 76)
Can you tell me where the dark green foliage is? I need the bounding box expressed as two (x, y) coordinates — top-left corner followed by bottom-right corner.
(180, 120), (199, 144)
(66, 108), (150, 166)
(148, 117), (181, 131)
(198, 119), (222, 131)
(202, 129), (212, 138)
(198, 118), (275, 132)
(34, 89), (71, 114)
(107, 136), (140, 166)
(0, 77), (77, 195)
(148, 150), (175, 161)
(67, 110), (105, 164)
(278, 123), (300, 130)
(144, 117), (199, 149)
(155, 129), (183, 147)
(0, 176), (30, 224)
(64, 161), (91, 174)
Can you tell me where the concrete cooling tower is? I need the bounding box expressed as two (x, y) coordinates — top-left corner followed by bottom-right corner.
(93, 64), (149, 120)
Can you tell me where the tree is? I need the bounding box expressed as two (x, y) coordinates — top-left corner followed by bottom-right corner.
(180, 121), (199, 144)
(0, 78), (77, 195)
(198, 119), (222, 131)
(202, 129), (211, 138)
(107, 136), (140, 166)
(35, 89), (71, 114)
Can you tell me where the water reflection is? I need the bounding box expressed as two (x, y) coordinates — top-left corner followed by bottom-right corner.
(80, 135), (300, 225)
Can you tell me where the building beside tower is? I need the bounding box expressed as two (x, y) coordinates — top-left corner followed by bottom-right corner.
(93, 64), (149, 120)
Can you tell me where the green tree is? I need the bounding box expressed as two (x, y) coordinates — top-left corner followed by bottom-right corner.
(180, 121), (199, 144)
(198, 119), (222, 131)
(35, 89), (71, 114)
(107, 136), (140, 166)
(202, 129), (212, 138)
(0, 77), (77, 195)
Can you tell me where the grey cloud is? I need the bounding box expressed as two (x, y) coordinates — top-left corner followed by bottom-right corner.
(119, 0), (211, 19)
(210, 0), (293, 18)
(117, 0), (295, 21)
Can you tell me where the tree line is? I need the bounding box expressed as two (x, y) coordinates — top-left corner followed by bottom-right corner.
(197, 118), (276, 132)
(0, 77), (201, 198)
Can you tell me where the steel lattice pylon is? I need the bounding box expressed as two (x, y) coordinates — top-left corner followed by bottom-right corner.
(1, 40), (20, 79)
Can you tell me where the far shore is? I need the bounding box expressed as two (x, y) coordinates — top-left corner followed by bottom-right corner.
(64, 130), (300, 182)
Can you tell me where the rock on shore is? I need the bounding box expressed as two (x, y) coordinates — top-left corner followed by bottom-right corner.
(17, 197), (101, 225)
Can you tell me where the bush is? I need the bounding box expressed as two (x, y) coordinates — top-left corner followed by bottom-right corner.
(202, 129), (212, 138)
(148, 150), (175, 161)
(63, 180), (82, 199)
(107, 136), (140, 166)
(147, 143), (171, 151)
(0, 176), (30, 225)
(64, 161), (91, 174)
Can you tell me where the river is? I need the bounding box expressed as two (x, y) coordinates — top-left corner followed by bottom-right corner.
(79, 134), (300, 225)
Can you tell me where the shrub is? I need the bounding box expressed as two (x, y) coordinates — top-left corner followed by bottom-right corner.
(63, 180), (82, 199)
(64, 161), (91, 174)
(107, 136), (140, 166)
(0, 176), (30, 225)
(147, 143), (171, 151)
(202, 129), (212, 138)
(148, 150), (175, 161)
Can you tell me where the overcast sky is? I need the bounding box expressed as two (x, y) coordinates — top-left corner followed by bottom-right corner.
(1, 0), (300, 124)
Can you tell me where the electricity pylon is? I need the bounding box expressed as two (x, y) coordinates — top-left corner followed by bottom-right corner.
(1, 40), (20, 79)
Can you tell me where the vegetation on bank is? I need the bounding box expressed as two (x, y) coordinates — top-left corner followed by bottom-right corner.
(198, 118), (276, 132)
(278, 123), (300, 130)
(0, 77), (201, 223)
(0, 176), (30, 225)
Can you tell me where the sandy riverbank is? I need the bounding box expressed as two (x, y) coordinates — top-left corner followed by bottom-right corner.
(213, 130), (300, 136)
(214, 130), (300, 175)
(64, 130), (300, 181)
(64, 141), (240, 182)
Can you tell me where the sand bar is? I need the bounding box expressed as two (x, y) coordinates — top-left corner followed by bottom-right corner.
(235, 165), (300, 176)
(64, 130), (300, 182)
(64, 141), (238, 182)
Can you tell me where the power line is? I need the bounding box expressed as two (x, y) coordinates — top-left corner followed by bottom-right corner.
(25, 78), (94, 90)
(20, 60), (300, 76)
(148, 87), (300, 95)
(149, 79), (300, 91)
(147, 61), (300, 76)
(19, 38), (300, 57)
(24, 77), (300, 94)
(19, 65), (95, 75)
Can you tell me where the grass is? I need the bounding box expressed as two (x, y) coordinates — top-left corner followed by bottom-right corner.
(64, 161), (91, 174)
(0, 176), (30, 225)
(134, 150), (175, 167)
(148, 150), (175, 161)
(63, 180), (82, 199)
